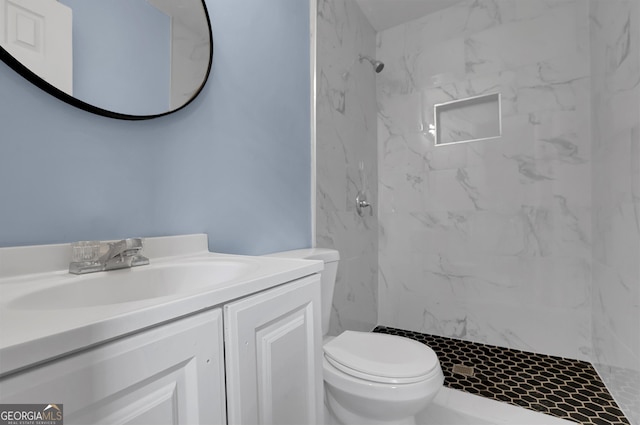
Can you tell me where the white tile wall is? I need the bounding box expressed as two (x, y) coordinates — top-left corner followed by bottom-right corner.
(316, 0), (378, 334)
(316, 0), (638, 421)
(590, 1), (640, 423)
(376, 0), (593, 361)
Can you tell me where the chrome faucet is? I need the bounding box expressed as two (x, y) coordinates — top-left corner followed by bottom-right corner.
(102, 238), (150, 270)
(69, 238), (150, 275)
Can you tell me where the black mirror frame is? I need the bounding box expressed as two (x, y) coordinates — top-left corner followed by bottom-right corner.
(0, 1), (213, 121)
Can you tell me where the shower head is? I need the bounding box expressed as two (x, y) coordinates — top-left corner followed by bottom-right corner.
(359, 55), (384, 73)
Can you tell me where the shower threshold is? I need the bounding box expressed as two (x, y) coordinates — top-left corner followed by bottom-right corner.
(419, 387), (576, 425)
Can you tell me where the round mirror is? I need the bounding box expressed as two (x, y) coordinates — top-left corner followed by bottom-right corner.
(0, 0), (212, 120)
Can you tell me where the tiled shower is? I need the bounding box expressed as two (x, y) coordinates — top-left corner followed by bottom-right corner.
(315, 0), (639, 423)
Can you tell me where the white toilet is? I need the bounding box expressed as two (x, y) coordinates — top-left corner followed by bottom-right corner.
(266, 248), (444, 425)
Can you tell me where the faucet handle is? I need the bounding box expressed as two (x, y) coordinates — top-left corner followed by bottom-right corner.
(70, 241), (101, 263)
(110, 238), (143, 255)
(122, 238), (143, 253)
(102, 238), (149, 270)
(355, 191), (373, 217)
(100, 238), (144, 265)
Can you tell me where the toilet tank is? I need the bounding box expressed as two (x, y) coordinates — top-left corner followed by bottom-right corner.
(263, 248), (339, 336)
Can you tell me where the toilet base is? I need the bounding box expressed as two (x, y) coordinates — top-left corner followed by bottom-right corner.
(324, 399), (339, 425)
(325, 387), (418, 425)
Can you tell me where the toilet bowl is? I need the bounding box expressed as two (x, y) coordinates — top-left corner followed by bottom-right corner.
(323, 330), (444, 424)
(264, 248), (444, 424)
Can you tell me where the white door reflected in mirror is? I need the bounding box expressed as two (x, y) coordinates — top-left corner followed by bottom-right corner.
(0, 0), (73, 95)
(0, 0), (212, 118)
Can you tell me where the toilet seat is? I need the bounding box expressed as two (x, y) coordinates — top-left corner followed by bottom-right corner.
(323, 331), (440, 384)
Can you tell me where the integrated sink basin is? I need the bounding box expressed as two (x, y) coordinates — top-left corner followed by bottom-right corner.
(0, 234), (325, 377)
(8, 259), (259, 310)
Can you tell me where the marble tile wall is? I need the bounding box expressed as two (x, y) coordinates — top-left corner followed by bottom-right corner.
(171, 21), (211, 110)
(316, 0), (378, 334)
(376, 0), (593, 361)
(590, 1), (640, 423)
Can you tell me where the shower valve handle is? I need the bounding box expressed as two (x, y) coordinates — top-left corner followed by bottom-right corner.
(356, 192), (372, 217)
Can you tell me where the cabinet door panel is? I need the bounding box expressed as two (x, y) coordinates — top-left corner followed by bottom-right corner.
(0, 309), (226, 425)
(225, 275), (323, 425)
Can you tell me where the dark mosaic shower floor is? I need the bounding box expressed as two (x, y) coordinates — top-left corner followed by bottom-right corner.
(373, 326), (631, 425)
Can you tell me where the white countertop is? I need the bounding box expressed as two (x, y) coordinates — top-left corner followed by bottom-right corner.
(0, 234), (322, 377)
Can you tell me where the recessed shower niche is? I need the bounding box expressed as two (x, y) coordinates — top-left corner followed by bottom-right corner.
(434, 93), (502, 146)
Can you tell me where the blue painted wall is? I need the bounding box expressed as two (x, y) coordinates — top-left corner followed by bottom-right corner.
(0, 0), (311, 255)
(61, 0), (171, 115)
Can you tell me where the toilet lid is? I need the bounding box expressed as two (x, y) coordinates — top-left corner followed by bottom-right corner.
(323, 331), (440, 384)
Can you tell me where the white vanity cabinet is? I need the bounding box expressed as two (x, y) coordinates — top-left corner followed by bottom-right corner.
(0, 275), (324, 425)
(0, 308), (227, 425)
(0, 233), (325, 425)
(224, 274), (324, 425)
